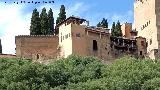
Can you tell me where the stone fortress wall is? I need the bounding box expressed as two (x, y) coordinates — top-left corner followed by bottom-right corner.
(15, 35), (59, 60)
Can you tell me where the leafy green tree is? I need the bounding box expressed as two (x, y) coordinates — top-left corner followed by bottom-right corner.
(58, 5), (66, 23)
(115, 20), (122, 37)
(97, 22), (101, 27)
(55, 5), (66, 35)
(111, 21), (122, 37)
(97, 18), (108, 29)
(47, 8), (54, 35)
(40, 7), (48, 35)
(2, 56), (160, 89)
(29, 8), (41, 35)
(111, 22), (116, 36)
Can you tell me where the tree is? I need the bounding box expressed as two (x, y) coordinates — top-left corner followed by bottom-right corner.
(101, 18), (108, 28)
(55, 5), (66, 35)
(97, 18), (108, 29)
(40, 7), (48, 35)
(115, 20), (122, 37)
(111, 22), (116, 37)
(29, 8), (41, 35)
(97, 22), (101, 27)
(48, 8), (54, 35)
(111, 21), (122, 37)
(58, 5), (66, 23)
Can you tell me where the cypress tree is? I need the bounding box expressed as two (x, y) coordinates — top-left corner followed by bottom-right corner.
(97, 22), (101, 27)
(40, 7), (48, 35)
(58, 5), (66, 23)
(48, 8), (54, 35)
(115, 20), (122, 37)
(29, 8), (41, 35)
(101, 18), (108, 28)
(111, 22), (116, 37)
(55, 5), (66, 35)
(97, 18), (108, 29)
(56, 5), (66, 25)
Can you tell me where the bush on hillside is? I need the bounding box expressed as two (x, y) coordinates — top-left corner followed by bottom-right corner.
(1, 55), (160, 90)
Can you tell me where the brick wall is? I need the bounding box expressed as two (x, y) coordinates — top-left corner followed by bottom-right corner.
(15, 35), (59, 60)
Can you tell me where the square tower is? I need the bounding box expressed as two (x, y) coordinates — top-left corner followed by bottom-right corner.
(134, 0), (160, 59)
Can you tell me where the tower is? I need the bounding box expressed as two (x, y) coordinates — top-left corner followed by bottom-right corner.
(134, 0), (160, 59)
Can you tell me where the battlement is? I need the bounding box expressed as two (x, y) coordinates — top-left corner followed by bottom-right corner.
(16, 35), (56, 37)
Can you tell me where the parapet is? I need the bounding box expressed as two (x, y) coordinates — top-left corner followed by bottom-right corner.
(85, 26), (110, 35)
(15, 35), (58, 38)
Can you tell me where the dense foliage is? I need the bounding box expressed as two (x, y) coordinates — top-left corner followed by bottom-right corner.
(97, 18), (108, 29)
(30, 8), (54, 35)
(55, 5), (66, 35)
(30, 8), (41, 35)
(111, 21), (122, 37)
(1, 55), (160, 90)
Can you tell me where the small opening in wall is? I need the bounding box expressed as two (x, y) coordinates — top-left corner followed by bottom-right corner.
(141, 41), (144, 46)
(93, 40), (98, 51)
(150, 39), (152, 45)
(69, 33), (70, 37)
(76, 33), (80, 37)
(37, 54), (39, 59)
(61, 36), (62, 42)
(140, 51), (142, 55)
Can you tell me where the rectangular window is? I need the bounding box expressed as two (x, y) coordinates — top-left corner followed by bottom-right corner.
(76, 33), (80, 37)
(141, 41), (144, 46)
(93, 40), (98, 51)
(65, 35), (67, 39)
(69, 33), (70, 37)
(67, 34), (68, 38)
(61, 36), (62, 42)
(150, 39), (152, 45)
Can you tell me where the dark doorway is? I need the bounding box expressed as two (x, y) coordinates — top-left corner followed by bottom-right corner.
(93, 40), (98, 51)
(140, 51), (142, 55)
(37, 54), (39, 59)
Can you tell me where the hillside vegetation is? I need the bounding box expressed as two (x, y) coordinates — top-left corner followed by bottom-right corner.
(1, 55), (160, 90)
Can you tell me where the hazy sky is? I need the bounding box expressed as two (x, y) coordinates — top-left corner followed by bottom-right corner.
(0, 0), (134, 54)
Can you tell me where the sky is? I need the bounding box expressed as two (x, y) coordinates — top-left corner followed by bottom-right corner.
(0, 0), (134, 54)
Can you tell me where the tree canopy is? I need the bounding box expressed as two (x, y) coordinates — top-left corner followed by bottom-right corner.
(40, 7), (49, 35)
(1, 55), (160, 90)
(55, 5), (66, 35)
(48, 8), (54, 35)
(56, 5), (66, 25)
(29, 8), (54, 35)
(29, 8), (41, 35)
(97, 18), (108, 29)
(111, 20), (122, 37)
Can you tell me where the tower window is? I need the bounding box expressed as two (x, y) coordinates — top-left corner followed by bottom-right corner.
(76, 33), (80, 37)
(150, 39), (152, 45)
(93, 40), (98, 51)
(69, 33), (70, 37)
(141, 41), (144, 46)
(61, 36), (62, 42)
